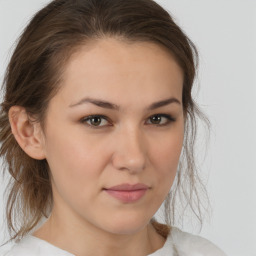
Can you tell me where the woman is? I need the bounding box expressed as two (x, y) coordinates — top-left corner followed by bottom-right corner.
(1, 0), (226, 255)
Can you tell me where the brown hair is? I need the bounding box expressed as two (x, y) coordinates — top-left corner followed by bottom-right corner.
(0, 0), (208, 241)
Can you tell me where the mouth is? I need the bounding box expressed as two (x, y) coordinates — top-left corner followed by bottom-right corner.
(103, 183), (149, 203)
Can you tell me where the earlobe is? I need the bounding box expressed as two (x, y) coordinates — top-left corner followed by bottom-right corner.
(8, 106), (46, 160)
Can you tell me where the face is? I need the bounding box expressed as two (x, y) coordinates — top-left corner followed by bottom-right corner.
(41, 38), (184, 235)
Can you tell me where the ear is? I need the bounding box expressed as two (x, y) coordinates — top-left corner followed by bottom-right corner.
(8, 106), (46, 160)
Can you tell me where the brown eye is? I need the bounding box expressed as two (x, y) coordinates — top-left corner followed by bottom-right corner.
(146, 114), (175, 126)
(150, 115), (162, 124)
(82, 115), (109, 127)
(90, 116), (102, 126)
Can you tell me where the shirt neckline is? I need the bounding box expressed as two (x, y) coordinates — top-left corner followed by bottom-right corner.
(27, 232), (172, 256)
(26, 235), (75, 255)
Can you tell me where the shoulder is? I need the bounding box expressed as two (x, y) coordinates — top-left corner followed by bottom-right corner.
(2, 236), (73, 256)
(3, 236), (44, 256)
(170, 227), (227, 256)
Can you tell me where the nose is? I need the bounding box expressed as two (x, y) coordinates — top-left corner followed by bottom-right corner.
(111, 127), (147, 174)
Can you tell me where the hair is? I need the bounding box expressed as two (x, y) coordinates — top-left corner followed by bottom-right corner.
(0, 0), (209, 241)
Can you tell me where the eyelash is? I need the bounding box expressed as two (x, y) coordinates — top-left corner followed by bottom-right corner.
(80, 114), (176, 128)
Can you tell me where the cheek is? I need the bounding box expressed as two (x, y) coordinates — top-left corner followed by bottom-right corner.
(44, 135), (109, 217)
(43, 127), (109, 200)
(152, 127), (183, 164)
(149, 126), (184, 186)
(45, 119), (107, 169)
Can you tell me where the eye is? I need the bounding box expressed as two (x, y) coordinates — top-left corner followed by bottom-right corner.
(146, 114), (175, 126)
(81, 115), (110, 127)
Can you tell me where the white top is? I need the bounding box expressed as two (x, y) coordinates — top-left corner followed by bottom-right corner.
(3, 227), (227, 256)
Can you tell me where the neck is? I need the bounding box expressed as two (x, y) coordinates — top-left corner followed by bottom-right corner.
(33, 207), (166, 256)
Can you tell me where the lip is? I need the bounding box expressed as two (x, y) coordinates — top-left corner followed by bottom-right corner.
(104, 183), (149, 203)
(106, 183), (149, 191)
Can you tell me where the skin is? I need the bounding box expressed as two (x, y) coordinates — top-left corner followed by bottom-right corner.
(9, 38), (184, 256)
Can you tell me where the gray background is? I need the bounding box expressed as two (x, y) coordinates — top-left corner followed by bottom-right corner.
(0, 0), (256, 255)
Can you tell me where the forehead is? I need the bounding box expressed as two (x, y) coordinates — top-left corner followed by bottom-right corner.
(65, 38), (183, 78)
(52, 38), (184, 108)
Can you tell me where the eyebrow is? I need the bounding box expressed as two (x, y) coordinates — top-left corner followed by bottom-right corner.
(69, 97), (181, 110)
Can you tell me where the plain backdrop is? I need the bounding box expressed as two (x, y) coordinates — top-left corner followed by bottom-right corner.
(0, 1), (255, 255)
